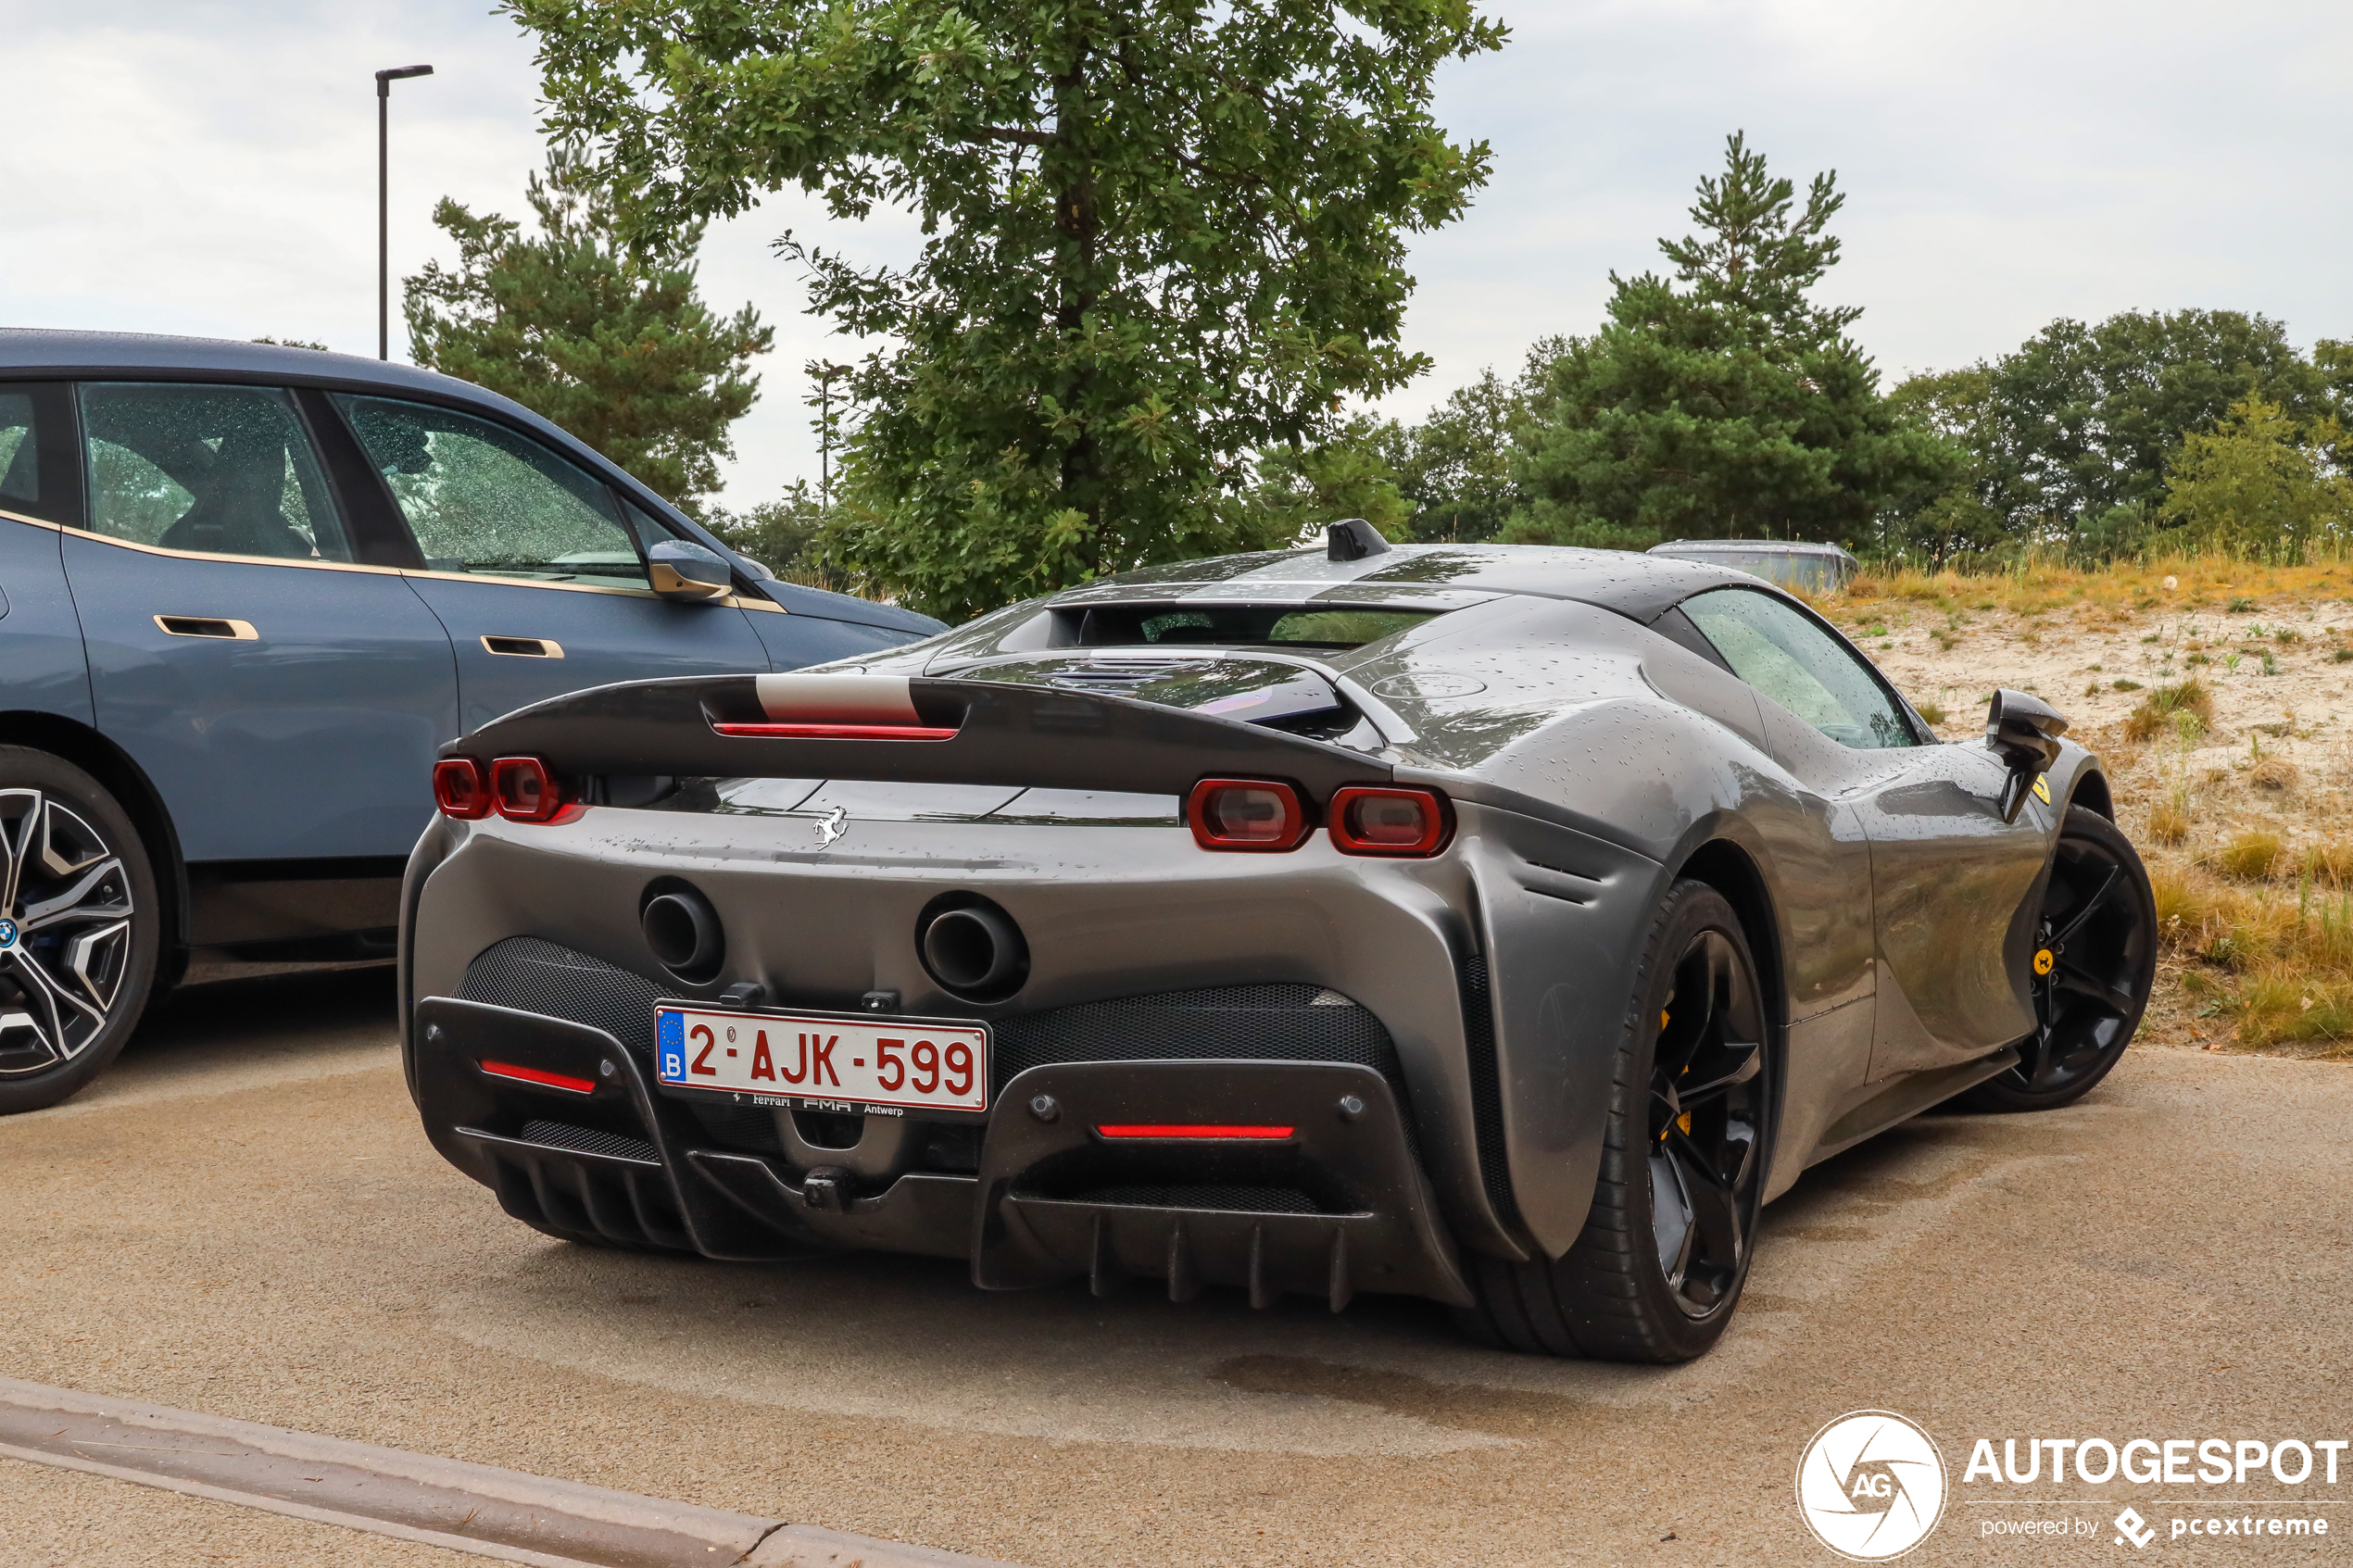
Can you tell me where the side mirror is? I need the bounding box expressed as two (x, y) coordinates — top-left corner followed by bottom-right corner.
(1985, 687), (2067, 822)
(648, 540), (733, 602)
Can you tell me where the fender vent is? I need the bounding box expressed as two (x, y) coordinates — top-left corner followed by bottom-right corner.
(1457, 952), (1523, 1233)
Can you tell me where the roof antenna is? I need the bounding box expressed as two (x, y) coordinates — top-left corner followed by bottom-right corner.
(1327, 518), (1392, 562)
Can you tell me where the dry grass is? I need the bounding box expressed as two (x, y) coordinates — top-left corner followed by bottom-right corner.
(2211, 830), (2286, 880)
(2123, 679), (2215, 742)
(1837, 548), (2353, 1057)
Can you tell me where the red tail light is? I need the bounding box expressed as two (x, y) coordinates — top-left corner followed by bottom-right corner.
(432, 758), (490, 820)
(1096, 1124), (1295, 1140)
(1187, 779), (1309, 851)
(711, 721), (960, 740)
(491, 757), (567, 822)
(1328, 786), (1451, 857)
(479, 1059), (596, 1095)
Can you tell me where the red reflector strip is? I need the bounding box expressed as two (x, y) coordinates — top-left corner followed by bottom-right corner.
(1094, 1123), (1296, 1140)
(711, 721), (960, 741)
(479, 1059), (597, 1095)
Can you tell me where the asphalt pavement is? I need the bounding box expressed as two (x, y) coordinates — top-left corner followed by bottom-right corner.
(2, 970), (2347, 1566)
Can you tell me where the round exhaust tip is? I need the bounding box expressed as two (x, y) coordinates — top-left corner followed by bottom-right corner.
(642, 885), (725, 982)
(918, 899), (1026, 999)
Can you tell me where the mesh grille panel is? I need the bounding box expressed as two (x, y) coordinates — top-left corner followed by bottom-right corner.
(688, 1101), (786, 1154)
(992, 984), (1397, 1093)
(459, 937), (664, 1054)
(517, 1119), (660, 1163)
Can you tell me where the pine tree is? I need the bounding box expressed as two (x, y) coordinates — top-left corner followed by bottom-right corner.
(1509, 133), (1951, 551)
(405, 148), (773, 508)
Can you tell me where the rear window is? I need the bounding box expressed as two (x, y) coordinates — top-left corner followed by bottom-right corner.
(1071, 604), (1440, 648)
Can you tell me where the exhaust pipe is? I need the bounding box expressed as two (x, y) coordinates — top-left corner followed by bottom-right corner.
(919, 900), (1027, 999)
(642, 884), (725, 983)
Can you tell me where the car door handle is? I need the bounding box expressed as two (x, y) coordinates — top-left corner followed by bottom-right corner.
(481, 635), (564, 659)
(154, 615), (258, 640)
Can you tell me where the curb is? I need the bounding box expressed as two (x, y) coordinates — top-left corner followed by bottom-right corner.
(0, 1375), (1017, 1568)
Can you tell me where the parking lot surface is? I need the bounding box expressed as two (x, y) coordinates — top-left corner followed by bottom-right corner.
(3, 971), (2347, 1566)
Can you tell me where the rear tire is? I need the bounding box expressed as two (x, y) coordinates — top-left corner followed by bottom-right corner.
(0, 747), (160, 1114)
(1459, 880), (1771, 1362)
(1957, 805), (2155, 1112)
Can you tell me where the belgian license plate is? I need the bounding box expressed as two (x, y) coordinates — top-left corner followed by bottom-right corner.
(654, 1005), (989, 1116)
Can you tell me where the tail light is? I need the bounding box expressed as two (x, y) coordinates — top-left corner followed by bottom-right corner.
(490, 757), (567, 822)
(432, 758), (490, 820)
(1328, 785), (1451, 857)
(1095, 1124), (1295, 1140)
(712, 721), (960, 740)
(1187, 779), (1308, 851)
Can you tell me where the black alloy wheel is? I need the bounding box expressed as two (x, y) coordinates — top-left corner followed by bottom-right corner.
(0, 747), (160, 1114)
(1960, 804), (2156, 1113)
(1645, 927), (1768, 1319)
(1461, 880), (1771, 1362)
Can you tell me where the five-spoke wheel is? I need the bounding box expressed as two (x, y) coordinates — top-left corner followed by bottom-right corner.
(1462, 880), (1771, 1362)
(1960, 804), (2155, 1112)
(0, 748), (157, 1113)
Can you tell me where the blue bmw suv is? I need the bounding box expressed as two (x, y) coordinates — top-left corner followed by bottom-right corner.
(0, 331), (941, 1111)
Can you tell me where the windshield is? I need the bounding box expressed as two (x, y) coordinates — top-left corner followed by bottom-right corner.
(1070, 604), (1441, 648)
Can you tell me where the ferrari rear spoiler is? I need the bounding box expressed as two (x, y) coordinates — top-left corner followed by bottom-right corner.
(446, 672), (1392, 800)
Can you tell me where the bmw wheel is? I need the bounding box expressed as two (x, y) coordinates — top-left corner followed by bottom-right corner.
(1461, 880), (1771, 1362)
(1958, 804), (2155, 1112)
(0, 748), (159, 1114)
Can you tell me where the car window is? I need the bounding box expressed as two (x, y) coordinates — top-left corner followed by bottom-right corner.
(0, 391), (40, 515)
(79, 383), (353, 562)
(335, 395), (647, 587)
(1681, 587), (1914, 749)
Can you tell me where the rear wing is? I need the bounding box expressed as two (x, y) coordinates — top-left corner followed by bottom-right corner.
(447, 672), (1392, 800)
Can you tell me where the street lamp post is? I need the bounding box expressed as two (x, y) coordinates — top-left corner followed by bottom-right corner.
(376, 65), (434, 360)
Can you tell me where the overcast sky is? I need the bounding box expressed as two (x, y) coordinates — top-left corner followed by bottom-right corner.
(3, 1), (2347, 508)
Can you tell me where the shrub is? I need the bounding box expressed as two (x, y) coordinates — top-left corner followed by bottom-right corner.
(2148, 801), (2191, 844)
(2249, 757), (2301, 791)
(2215, 829), (2286, 879)
(1914, 699), (1946, 725)
(2123, 679), (2214, 742)
(2307, 840), (2353, 883)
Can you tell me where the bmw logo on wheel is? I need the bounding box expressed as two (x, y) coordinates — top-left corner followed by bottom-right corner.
(0, 917), (18, 950)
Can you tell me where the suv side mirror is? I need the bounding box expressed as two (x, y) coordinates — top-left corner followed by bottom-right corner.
(648, 539), (732, 602)
(1985, 687), (2067, 822)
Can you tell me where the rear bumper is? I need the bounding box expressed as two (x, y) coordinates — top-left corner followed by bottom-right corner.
(412, 995), (1472, 1308)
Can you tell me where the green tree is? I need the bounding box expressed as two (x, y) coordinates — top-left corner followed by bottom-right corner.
(1881, 364), (2009, 564)
(510, 0), (1506, 621)
(1378, 351), (1554, 542)
(1507, 133), (1952, 552)
(2158, 396), (2352, 560)
(1246, 415), (1410, 544)
(1971, 309), (2328, 538)
(702, 481), (833, 580)
(405, 147), (774, 508)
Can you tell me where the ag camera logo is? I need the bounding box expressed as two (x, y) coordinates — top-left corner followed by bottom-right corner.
(1796, 1410), (1948, 1560)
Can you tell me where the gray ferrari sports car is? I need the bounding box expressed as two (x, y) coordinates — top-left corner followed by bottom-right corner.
(400, 522), (2156, 1361)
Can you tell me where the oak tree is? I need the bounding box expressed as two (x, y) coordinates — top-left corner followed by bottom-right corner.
(510, 0), (1505, 619)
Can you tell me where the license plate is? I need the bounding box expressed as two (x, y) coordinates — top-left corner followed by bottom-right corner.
(654, 1005), (989, 1116)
